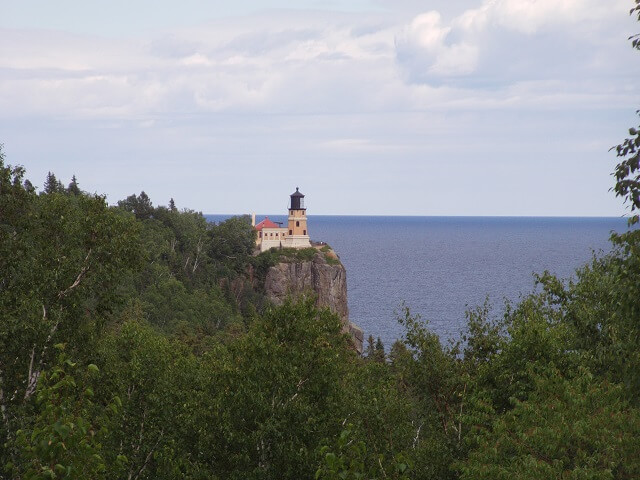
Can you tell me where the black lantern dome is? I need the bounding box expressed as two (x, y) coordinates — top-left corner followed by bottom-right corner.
(289, 187), (305, 210)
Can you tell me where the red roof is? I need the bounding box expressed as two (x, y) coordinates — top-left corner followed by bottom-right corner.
(255, 217), (280, 231)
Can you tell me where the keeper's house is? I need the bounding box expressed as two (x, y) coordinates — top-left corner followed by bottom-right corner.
(253, 188), (311, 252)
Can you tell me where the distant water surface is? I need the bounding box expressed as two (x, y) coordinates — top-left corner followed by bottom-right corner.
(206, 215), (626, 348)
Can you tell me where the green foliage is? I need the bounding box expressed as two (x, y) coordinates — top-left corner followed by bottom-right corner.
(43, 171), (65, 194)
(318, 244), (342, 265)
(1, 163), (144, 473)
(257, 246), (317, 264)
(315, 425), (412, 480)
(630, 0), (640, 50)
(364, 335), (385, 363)
(539, 238), (640, 401)
(459, 368), (640, 480)
(612, 2), (640, 225)
(324, 254), (341, 266)
(117, 191), (154, 221)
(612, 117), (640, 225)
(67, 175), (81, 196)
(209, 215), (256, 273)
(95, 319), (202, 480)
(198, 300), (354, 480)
(339, 360), (417, 478)
(8, 345), (109, 480)
(393, 307), (464, 479)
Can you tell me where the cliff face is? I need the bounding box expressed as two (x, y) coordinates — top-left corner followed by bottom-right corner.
(264, 252), (363, 353)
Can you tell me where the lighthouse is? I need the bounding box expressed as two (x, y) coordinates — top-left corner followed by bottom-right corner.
(283, 187), (311, 249)
(253, 188), (312, 251)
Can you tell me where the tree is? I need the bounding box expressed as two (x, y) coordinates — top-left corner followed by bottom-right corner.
(67, 175), (81, 195)
(374, 337), (385, 361)
(208, 215), (256, 273)
(117, 191), (154, 221)
(43, 171), (64, 194)
(394, 308), (464, 479)
(198, 300), (353, 479)
(1, 163), (143, 471)
(459, 368), (640, 480)
(365, 335), (376, 358)
(611, 1), (640, 225)
(315, 425), (412, 480)
(168, 198), (176, 212)
(612, 119), (640, 225)
(630, 0), (640, 50)
(96, 317), (200, 480)
(23, 179), (36, 193)
(9, 345), (111, 480)
(364, 336), (385, 363)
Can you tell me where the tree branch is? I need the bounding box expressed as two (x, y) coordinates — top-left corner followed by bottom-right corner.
(129, 429), (164, 480)
(0, 373), (10, 433)
(58, 248), (92, 299)
(24, 306), (59, 402)
(412, 422), (423, 449)
(23, 346), (38, 401)
(0, 372), (17, 471)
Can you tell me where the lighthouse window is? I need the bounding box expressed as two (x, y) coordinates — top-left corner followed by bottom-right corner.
(303, 230), (306, 235)
(296, 221), (300, 227)
(259, 232), (262, 238)
(289, 229), (292, 235)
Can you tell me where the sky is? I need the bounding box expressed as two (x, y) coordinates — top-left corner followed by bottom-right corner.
(1, 0), (639, 216)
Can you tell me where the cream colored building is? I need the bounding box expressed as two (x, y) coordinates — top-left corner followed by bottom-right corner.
(253, 188), (312, 252)
(254, 217), (288, 251)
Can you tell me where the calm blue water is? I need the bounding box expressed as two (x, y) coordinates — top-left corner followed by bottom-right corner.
(206, 215), (627, 348)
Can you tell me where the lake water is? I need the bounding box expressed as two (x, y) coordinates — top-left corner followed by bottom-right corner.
(206, 215), (627, 348)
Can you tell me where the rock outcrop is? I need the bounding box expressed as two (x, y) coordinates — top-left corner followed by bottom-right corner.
(264, 251), (363, 353)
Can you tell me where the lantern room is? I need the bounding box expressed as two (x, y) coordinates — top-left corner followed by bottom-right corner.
(289, 187), (305, 211)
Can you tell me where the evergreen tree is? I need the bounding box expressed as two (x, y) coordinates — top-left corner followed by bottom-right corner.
(67, 174), (81, 195)
(23, 179), (35, 193)
(365, 335), (376, 358)
(117, 191), (154, 220)
(169, 197), (176, 212)
(374, 337), (385, 362)
(43, 171), (64, 194)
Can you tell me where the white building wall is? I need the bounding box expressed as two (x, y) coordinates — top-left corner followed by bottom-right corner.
(259, 227), (288, 252)
(283, 235), (311, 249)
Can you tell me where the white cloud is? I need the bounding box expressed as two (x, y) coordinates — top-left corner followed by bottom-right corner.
(395, 0), (632, 86)
(395, 11), (479, 78)
(1, 1), (634, 122)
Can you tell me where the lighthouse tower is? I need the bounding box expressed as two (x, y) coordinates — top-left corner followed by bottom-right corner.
(284, 187), (311, 248)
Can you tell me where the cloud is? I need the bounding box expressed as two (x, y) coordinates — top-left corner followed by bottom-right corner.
(0, 2), (636, 124)
(0, 13), (405, 119)
(395, 11), (479, 81)
(395, 0), (632, 87)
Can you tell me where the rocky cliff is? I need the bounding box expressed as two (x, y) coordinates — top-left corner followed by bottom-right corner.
(263, 250), (363, 353)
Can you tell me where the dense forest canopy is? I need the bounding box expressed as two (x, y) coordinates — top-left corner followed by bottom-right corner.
(1, 4), (640, 478)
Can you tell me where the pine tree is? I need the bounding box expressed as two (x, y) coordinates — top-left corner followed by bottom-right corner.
(23, 179), (36, 194)
(117, 191), (154, 220)
(169, 198), (177, 212)
(67, 175), (81, 195)
(374, 337), (385, 362)
(43, 171), (62, 194)
(365, 335), (376, 358)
